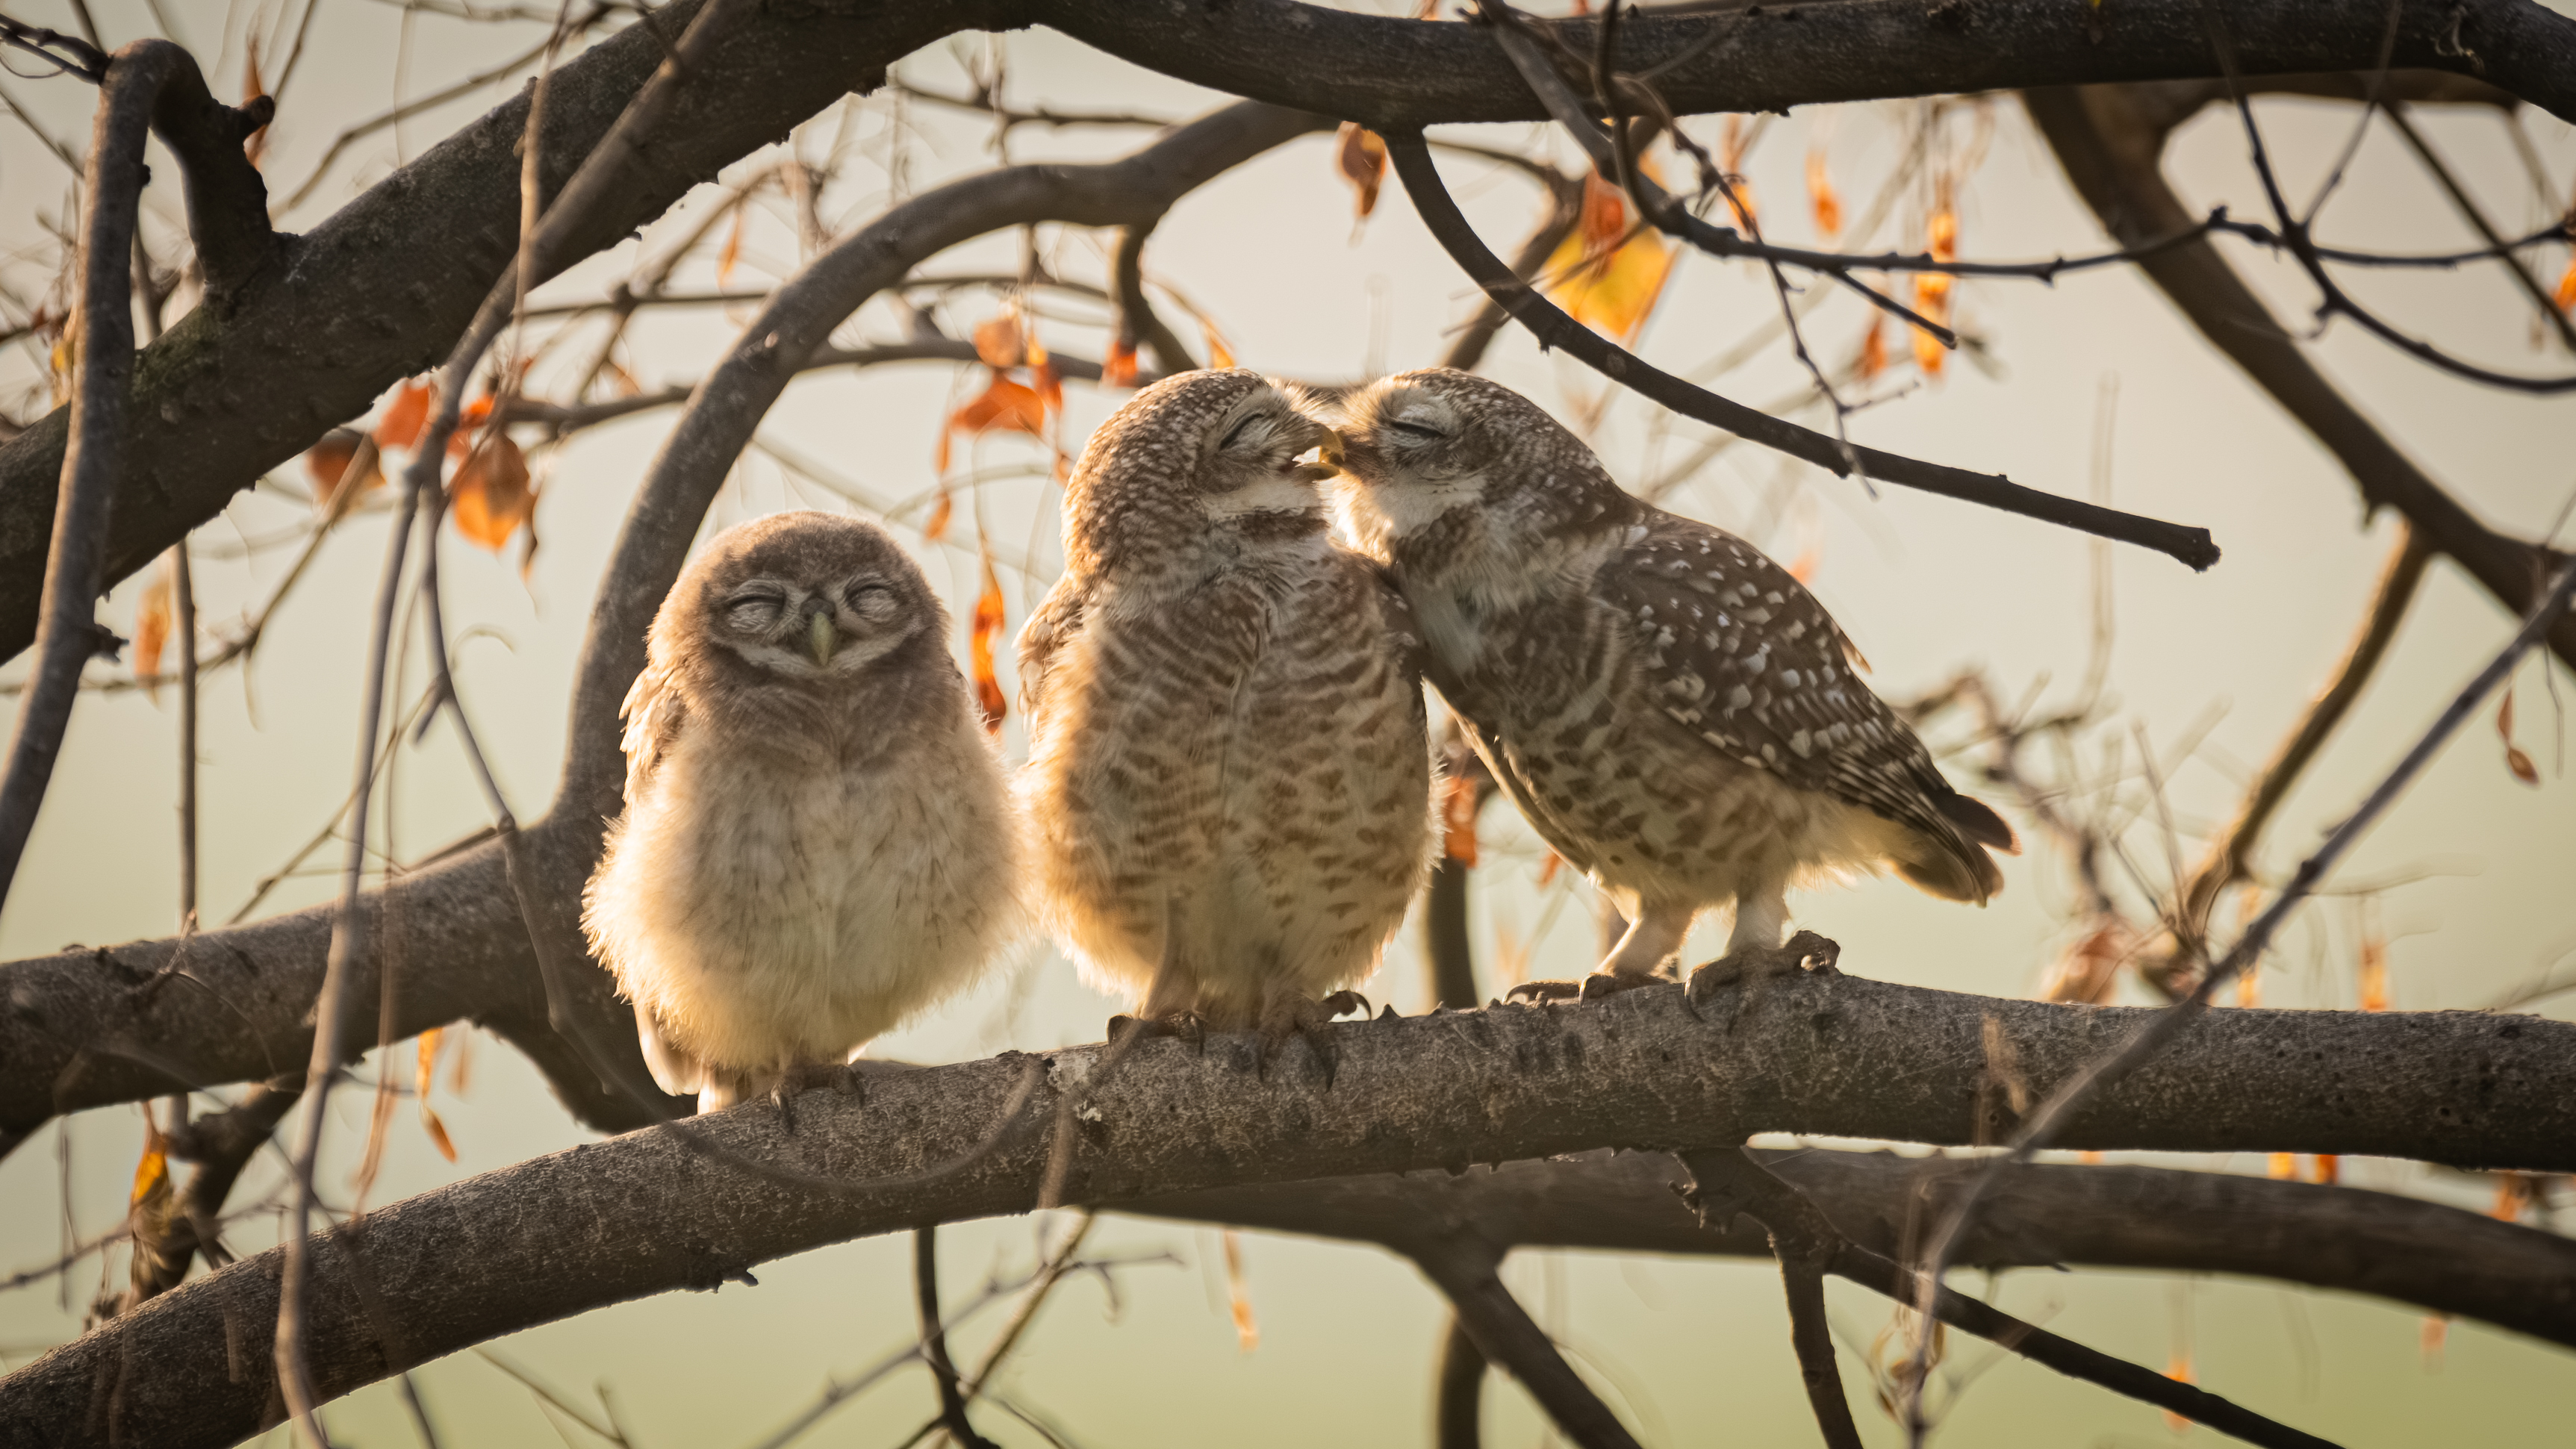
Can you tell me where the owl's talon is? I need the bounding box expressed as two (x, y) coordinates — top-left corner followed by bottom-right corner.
(1684, 932), (1844, 1012)
(1578, 970), (1663, 1002)
(1505, 979), (1584, 1004)
(1257, 995), (1350, 1087)
(1319, 989), (1370, 1020)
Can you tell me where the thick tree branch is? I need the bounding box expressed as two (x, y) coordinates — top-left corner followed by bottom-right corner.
(2023, 84), (2576, 670)
(1109, 217), (1200, 376)
(7, 0), (2571, 661)
(2, 974), (2571, 1445)
(1384, 133), (2226, 570)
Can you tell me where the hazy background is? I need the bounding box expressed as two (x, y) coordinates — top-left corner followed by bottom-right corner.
(1, 1), (2572, 1443)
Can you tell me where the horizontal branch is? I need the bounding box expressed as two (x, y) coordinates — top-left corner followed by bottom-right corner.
(1, 972), (2568, 1445)
(1384, 133), (2225, 570)
(7, 0), (2570, 661)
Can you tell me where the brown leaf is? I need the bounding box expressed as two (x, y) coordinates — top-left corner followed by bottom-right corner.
(1912, 193), (1959, 376)
(2498, 690), (2539, 785)
(1203, 320), (1237, 371)
(450, 434), (535, 551)
(973, 313), (1025, 370)
(1103, 339), (1140, 389)
(923, 489), (954, 543)
(2309, 1153), (2339, 1185)
(1805, 150), (1843, 240)
(417, 1028), (459, 1164)
(307, 427), (382, 509)
(939, 370), (1050, 473)
(128, 1116), (169, 1208)
(2557, 255), (2576, 315)
(969, 548), (1007, 734)
(374, 381), (432, 451)
(1335, 122), (1388, 219)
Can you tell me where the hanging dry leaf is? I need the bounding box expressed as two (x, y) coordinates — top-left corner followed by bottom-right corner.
(969, 549), (1007, 733)
(1032, 358), (1064, 415)
(2498, 689), (2539, 785)
(133, 556), (174, 694)
(1854, 311), (1888, 381)
(2308, 1153), (2339, 1185)
(1545, 175), (1673, 343)
(1335, 122), (1389, 220)
(450, 434), (535, 551)
(1913, 196), (1959, 376)
(973, 311), (1026, 370)
(375, 381), (433, 451)
(1534, 851), (1562, 888)
(2267, 1152), (2296, 1180)
(939, 370), (1049, 473)
(2557, 254), (2576, 314)
(1439, 774), (1480, 866)
(1202, 320), (1238, 371)
(2042, 917), (2128, 1005)
(1103, 338), (1140, 388)
(2492, 1172), (2536, 1221)
(924, 489), (954, 543)
(417, 1027), (458, 1163)
(307, 428), (383, 510)
(1805, 150), (1843, 240)
(129, 1115), (169, 1207)
(1222, 1228), (1260, 1353)
(2420, 1315), (2448, 1367)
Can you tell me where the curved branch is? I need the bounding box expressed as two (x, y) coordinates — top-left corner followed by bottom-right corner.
(8, 0), (2570, 660)
(1383, 132), (2225, 570)
(2, 973), (2571, 1445)
(1409, 1237), (1643, 1449)
(2023, 83), (2576, 670)
(1110, 217), (1200, 375)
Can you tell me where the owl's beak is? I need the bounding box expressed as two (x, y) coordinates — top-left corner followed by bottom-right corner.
(1290, 426), (1346, 483)
(806, 610), (838, 667)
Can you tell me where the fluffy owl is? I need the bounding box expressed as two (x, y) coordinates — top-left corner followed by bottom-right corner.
(582, 511), (1021, 1112)
(1020, 369), (1434, 1053)
(1334, 369), (2015, 1000)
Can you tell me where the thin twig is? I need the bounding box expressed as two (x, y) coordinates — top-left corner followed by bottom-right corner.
(1895, 557), (2576, 1445)
(914, 1226), (999, 1449)
(1410, 1236), (1643, 1449)
(1382, 131), (2223, 570)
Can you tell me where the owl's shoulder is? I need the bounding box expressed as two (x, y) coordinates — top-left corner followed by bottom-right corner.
(620, 660), (691, 805)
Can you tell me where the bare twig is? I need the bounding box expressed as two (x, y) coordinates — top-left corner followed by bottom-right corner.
(2379, 99), (2576, 355)
(1435, 1313), (1487, 1449)
(914, 1226), (1000, 1449)
(1108, 218), (1198, 376)
(1895, 558), (2576, 1445)
(1382, 131), (2224, 570)
(0, 41), (270, 914)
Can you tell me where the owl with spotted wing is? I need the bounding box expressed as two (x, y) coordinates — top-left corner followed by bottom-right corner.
(583, 511), (1021, 1112)
(1334, 370), (2015, 1002)
(1020, 370), (1434, 1059)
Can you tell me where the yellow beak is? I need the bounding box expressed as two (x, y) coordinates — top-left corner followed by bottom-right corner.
(1292, 426), (1347, 483)
(807, 611), (837, 667)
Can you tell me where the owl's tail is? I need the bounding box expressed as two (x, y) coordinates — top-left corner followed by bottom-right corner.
(1894, 790), (2019, 905)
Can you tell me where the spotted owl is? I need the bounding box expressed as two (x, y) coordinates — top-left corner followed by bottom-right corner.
(1333, 369), (2014, 999)
(582, 511), (1022, 1112)
(1020, 369), (1435, 1045)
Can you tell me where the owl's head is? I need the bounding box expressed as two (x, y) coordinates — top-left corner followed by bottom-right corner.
(1331, 369), (1636, 567)
(656, 511), (945, 691)
(1060, 368), (1342, 576)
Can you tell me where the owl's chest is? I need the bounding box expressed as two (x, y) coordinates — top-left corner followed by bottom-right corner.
(652, 727), (939, 909)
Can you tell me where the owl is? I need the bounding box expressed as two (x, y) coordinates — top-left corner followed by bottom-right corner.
(582, 511), (1021, 1112)
(1332, 370), (2015, 1002)
(1019, 369), (1434, 1059)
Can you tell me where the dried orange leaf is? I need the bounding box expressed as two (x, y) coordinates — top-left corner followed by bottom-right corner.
(939, 371), (1048, 475)
(1103, 338), (1140, 388)
(1203, 321), (1237, 371)
(2356, 925), (2389, 1012)
(969, 549), (1007, 734)
(376, 381), (432, 451)
(451, 434), (534, 551)
(134, 557), (174, 691)
(2557, 255), (2576, 314)
(129, 1116), (169, 1207)
(308, 428), (381, 509)
(973, 313), (1025, 370)
(420, 1106), (459, 1164)
(1854, 311), (1888, 382)
(1805, 151), (1843, 240)
(2162, 1355), (2194, 1433)
(2498, 691), (2539, 785)
(1440, 775), (1481, 867)
(1535, 851), (1561, 888)
(2309, 1153), (2339, 1185)
(1544, 194), (1673, 343)
(1222, 1229), (1260, 1353)
(2267, 1152), (2296, 1180)
(1032, 359), (1064, 415)
(924, 488), (954, 543)
(1335, 122), (1389, 220)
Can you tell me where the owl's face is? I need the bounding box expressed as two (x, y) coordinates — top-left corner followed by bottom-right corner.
(1061, 369), (1343, 576)
(661, 511), (939, 689)
(1332, 369), (1632, 567)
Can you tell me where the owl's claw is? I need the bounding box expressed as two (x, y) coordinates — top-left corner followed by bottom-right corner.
(768, 1062), (864, 1134)
(1505, 970), (1661, 1006)
(1110, 1010), (1208, 1054)
(1256, 993), (1366, 1087)
(1683, 931), (1843, 1017)
(1504, 979), (1584, 1004)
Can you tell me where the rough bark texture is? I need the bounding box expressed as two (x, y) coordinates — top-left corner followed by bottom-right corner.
(3, 0), (2571, 660)
(1, 976), (2569, 1447)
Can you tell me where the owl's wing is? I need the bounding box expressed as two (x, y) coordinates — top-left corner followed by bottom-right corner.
(1016, 579), (1089, 726)
(618, 659), (687, 806)
(1605, 510), (2012, 897)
